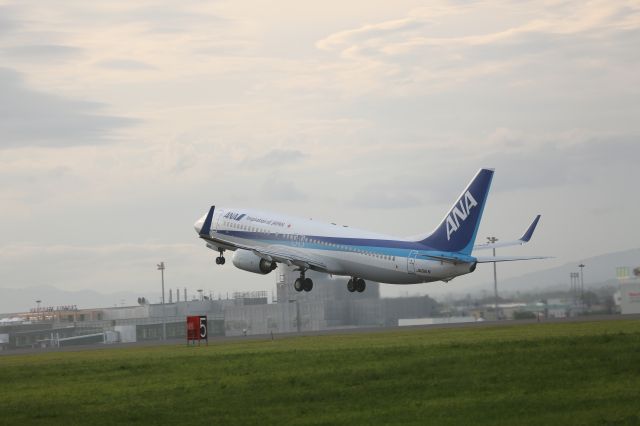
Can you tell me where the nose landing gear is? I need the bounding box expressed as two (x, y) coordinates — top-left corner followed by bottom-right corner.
(215, 249), (226, 265)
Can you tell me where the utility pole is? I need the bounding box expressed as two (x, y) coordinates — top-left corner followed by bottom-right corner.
(157, 262), (166, 340)
(487, 236), (499, 320)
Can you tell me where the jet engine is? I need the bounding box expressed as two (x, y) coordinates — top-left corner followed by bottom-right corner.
(232, 249), (277, 274)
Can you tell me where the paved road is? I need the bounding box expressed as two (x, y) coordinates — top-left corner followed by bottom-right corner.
(2, 313), (639, 357)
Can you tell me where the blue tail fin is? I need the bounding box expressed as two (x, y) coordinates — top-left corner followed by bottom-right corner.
(419, 168), (494, 254)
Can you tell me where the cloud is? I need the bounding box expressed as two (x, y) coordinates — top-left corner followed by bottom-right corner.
(243, 149), (307, 169)
(318, 2), (639, 57)
(0, 68), (135, 148)
(349, 186), (422, 210)
(126, 4), (228, 34)
(0, 0), (638, 299)
(0, 7), (21, 36)
(95, 59), (157, 70)
(479, 131), (640, 193)
(316, 16), (429, 54)
(313, 2), (640, 96)
(258, 174), (308, 202)
(1, 44), (82, 62)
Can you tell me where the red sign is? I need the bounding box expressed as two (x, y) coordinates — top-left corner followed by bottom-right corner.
(187, 315), (208, 344)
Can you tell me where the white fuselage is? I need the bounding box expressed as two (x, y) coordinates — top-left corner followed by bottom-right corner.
(195, 207), (476, 285)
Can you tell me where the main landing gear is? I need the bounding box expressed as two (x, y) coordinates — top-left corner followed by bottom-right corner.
(294, 270), (313, 292)
(215, 249), (226, 265)
(347, 277), (366, 293)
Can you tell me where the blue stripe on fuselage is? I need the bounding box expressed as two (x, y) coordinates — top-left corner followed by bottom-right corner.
(216, 230), (476, 262)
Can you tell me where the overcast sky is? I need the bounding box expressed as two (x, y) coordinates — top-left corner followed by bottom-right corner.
(1, 0), (639, 303)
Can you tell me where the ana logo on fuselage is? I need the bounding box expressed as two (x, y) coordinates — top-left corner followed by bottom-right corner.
(224, 212), (246, 221)
(445, 191), (478, 241)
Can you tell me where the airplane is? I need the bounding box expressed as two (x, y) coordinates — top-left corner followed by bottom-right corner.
(194, 168), (547, 293)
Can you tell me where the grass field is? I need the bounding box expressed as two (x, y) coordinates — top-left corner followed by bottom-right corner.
(2, 320), (640, 425)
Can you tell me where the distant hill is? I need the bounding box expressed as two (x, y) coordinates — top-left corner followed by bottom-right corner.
(487, 248), (640, 294)
(0, 285), (142, 315)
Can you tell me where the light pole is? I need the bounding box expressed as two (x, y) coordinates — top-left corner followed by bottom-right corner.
(570, 272), (579, 305)
(487, 236), (499, 320)
(36, 300), (41, 321)
(578, 263), (585, 306)
(157, 262), (166, 340)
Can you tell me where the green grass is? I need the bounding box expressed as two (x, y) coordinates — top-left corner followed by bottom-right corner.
(2, 320), (640, 425)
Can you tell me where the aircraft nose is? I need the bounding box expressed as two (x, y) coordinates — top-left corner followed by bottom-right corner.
(194, 216), (205, 234)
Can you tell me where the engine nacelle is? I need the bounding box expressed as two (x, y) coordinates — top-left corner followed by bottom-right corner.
(232, 249), (276, 275)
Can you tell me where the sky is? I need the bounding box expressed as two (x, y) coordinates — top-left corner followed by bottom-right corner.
(1, 0), (639, 304)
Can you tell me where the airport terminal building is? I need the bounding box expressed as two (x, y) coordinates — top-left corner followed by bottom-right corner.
(0, 267), (439, 350)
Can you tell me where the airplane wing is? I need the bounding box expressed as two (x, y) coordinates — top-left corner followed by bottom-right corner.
(473, 215), (541, 251)
(251, 245), (328, 271)
(200, 234), (328, 272)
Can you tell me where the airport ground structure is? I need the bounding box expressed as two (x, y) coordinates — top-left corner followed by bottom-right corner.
(617, 266), (640, 315)
(1, 265), (635, 351)
(0, 267), (439, 351)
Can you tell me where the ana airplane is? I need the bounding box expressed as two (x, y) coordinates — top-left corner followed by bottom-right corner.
(194, 168), (546, 293)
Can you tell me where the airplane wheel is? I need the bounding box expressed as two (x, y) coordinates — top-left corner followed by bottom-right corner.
(356, 279), (366, 292)
(347, 279), (356, 293)
(303, 278), (313, 292)
(215, 257), (221, 265)
(220, 257), (226, 265)
(294, 278), (304, 292)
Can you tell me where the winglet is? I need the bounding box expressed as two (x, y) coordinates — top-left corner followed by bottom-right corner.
(520, 215), (541, 242)
(199, 206), (215, 236)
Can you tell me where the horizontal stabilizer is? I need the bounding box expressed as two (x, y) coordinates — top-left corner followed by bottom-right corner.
(422, 253), (475, 264)
(475, 255), (551, 263)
